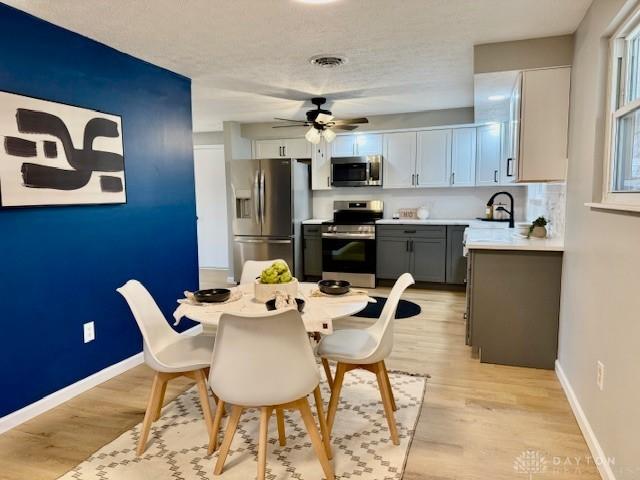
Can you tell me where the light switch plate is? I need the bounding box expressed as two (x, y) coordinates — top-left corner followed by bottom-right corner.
(84, 322), (95, 343)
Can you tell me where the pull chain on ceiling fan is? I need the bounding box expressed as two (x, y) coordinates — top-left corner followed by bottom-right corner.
(272, 97), (369, 144)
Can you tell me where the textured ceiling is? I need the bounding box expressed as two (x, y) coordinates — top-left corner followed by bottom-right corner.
(5, 0), (592, 131)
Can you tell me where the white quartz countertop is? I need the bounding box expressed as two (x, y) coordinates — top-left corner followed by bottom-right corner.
(464, 227), (564, 252)
(375, 218), (475, 225)
(302, 219), (329, 225)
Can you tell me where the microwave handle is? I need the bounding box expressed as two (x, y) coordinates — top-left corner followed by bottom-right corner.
(366, 162), (372, 183)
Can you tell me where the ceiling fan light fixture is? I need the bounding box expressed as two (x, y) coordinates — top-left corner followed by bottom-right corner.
(305, 126), (322, 144)
(322, 129), (336, 143)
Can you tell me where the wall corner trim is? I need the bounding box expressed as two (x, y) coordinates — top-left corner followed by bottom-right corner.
(555, 360), (616, 480)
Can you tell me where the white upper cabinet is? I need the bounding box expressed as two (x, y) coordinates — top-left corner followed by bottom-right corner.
(254, 138), (311, 159)
(331, 135), (356, 157)
(254, 139), (283, 159)
(283, 138), (312, 159)
(383, 132), (417, 189)
(500, 121), (516, 184)
(416, 129), (452, 187)
(475, 124), (502, 186)
(354, 134), (383, 156)
(331, 133), (383, 157)
(514, 67), (570, 182)
(311, 139), (332, 191)
(450, 127), (476, 187)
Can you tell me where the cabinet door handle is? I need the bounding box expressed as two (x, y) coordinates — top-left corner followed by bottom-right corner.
(406, 240), (409, 252)
(327, 176), (330, 187)
(416, 173), (419, 185)
(411, 174), (415, 186)
(494, 170), (498, 183)
(451, 172), (455, 184)
(410, 240), (414, 252)
(506, 158), (514, 177)
(404, 230), (417, 234)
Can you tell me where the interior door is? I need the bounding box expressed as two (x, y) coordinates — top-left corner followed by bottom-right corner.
(451, 128), (476, 186)
(260, 158), (292, 237)
(230, 159), (261, 236)
(383, 132), (416, 188)
(416, 129), (452, 187)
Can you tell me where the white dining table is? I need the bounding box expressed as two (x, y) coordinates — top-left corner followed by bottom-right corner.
(172, 282), (373, 335)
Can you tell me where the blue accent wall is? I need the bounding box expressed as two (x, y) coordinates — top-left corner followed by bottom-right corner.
(0, 4), (199, 417)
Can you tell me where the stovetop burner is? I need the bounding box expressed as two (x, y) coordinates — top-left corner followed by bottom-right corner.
(329, 200), (383, 225)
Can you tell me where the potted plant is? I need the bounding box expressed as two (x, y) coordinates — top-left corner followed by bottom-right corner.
(254, 261), (299, 302)
(528, 216), (548, 238)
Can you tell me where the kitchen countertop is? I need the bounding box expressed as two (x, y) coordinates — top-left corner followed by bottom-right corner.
(375, 218), (475, 225)
(302, 219), (329, 225)
(464, 227), (564, 252)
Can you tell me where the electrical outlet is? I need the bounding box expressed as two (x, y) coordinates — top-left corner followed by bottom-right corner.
(83, 322), (95, 343)
(596, 361), (605, 391)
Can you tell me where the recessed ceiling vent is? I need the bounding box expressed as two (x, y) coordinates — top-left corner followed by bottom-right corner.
(309, 54), (347, 68)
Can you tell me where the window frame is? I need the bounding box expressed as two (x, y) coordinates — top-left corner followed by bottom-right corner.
(603, 5), (640, 208)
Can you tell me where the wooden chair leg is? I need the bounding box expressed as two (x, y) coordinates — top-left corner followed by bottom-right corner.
(153, 378), (168, 421)
(382, 361), (397, 412)
(258, 407), (271, 480)
(193, 369), (213, 436)
(374, 362), (400, 445)
(326, 362), (347, 436)
(137, 371), (166, 456)
(214, 405), (243, 475)
(207, 398), (225, 455)
(298, 398), (335, 480)
(321, 358), (334, 389)
(275, 408), (286, 446)
(313, 386), (332, 460)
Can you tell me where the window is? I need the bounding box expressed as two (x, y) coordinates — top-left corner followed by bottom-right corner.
(604, 7), (640, 208)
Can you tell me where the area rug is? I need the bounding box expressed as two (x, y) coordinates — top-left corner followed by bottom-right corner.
(59, 370), (427, 480)
(353, 296), (422, 319)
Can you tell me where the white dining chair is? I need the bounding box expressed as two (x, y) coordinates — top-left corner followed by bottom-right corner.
(239, 259), (289, 285)
(206, 309), (334, 480)
(317, 272), (415, 445)
(117, 279), (216, 455)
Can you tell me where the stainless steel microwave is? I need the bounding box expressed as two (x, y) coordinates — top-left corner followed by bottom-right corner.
(331, 155), (382, 187)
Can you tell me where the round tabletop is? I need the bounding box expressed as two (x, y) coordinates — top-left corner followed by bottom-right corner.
(172, 282), (371, 334)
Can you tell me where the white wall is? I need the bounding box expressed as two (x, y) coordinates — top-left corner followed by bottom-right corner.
(312, 185), (527, 221)
(193, 145), (228, 268)
(559, 0), (640, 479)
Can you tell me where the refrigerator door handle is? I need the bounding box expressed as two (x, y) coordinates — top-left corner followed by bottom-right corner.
(236, 238), (291, 244)
(253, 170), (261, 226)
(260, 170), (266, 225)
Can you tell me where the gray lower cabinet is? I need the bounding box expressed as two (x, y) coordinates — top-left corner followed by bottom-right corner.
(376, 238), (412, 279)
(446, 225), (467, 284)
(302, 225), (322, 277)
(468, 249), (562, 369)
(376, 225), (447, 282)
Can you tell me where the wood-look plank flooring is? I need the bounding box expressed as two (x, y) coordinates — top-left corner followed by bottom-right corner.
(0, 283), (599, 479)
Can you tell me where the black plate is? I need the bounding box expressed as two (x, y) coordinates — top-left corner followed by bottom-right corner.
(193, 288), (231, 303)
(265, 298), (305, 313)
(318, 279), (351, 295)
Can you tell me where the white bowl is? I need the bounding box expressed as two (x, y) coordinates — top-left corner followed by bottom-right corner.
(254, 278), (299, 302)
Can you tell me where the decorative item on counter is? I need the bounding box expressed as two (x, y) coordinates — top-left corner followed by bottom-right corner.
(254, 261), (299, 302)
(528, 216), (548, 238)
(397, 208), (418, 219)
(485, 205), (493, 219)
(416, 205), (430, 220)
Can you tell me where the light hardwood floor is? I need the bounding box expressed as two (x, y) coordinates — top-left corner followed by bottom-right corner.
(0, 285), (599, 480)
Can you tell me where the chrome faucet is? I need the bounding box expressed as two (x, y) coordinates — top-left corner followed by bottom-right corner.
(487, 191), (515, 228)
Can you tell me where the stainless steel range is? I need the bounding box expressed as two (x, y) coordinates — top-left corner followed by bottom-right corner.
(321, 200), (383, 288)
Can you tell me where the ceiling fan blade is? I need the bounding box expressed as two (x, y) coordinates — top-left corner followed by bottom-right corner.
(273, 117), (307, 123)
(332, 117), (369, 125)
(333, 125), (359, 131)
(272, 124), (310, 128)
(315, 112), (334, 124)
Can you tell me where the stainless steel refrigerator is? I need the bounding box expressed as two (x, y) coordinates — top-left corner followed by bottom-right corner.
(230, 158), (311, 282)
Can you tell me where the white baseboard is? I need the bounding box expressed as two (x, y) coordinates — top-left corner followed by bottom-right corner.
(0, 352), (143, 434)
(555, 360), (615, 480)
(0, 325), (203, 435)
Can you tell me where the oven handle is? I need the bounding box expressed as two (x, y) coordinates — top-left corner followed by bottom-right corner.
(322, 233), (375, 240)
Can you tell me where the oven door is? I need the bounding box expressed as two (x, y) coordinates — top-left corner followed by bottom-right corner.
(322, 235), (376, 274)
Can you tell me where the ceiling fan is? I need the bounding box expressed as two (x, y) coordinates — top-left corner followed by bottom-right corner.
(272, 97), (368, 144)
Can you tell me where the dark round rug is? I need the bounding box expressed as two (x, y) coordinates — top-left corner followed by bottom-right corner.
(353, 296), (422, 319)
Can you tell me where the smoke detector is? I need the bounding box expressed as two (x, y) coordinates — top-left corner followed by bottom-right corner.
(309, 54), (347, 68)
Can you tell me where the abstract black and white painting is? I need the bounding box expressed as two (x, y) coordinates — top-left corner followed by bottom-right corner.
(0, 91), (125, 207)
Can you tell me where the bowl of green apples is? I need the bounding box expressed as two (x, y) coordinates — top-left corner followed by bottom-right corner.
(254, 261), (299, 302)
